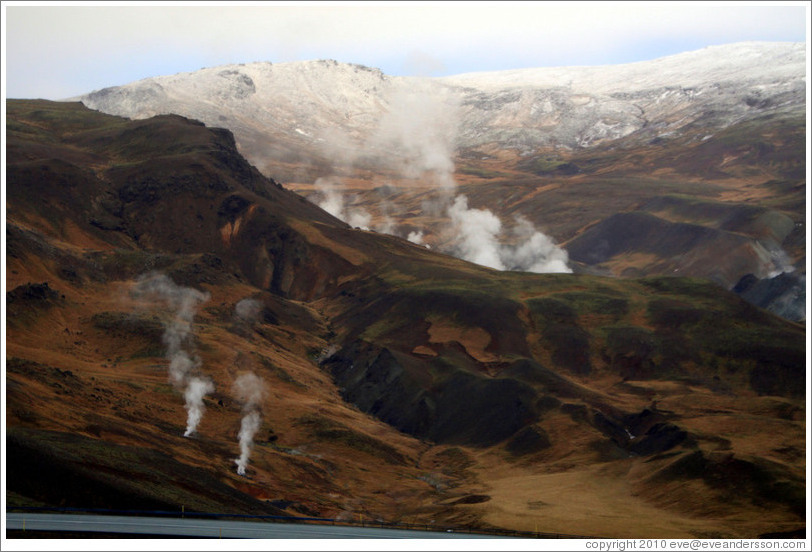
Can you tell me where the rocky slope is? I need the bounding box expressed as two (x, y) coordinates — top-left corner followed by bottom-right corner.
(5, 99), (807, 538)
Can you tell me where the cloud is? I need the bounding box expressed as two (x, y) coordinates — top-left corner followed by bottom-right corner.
(6, 3), (804, 99)
(401, 49), (447, 76)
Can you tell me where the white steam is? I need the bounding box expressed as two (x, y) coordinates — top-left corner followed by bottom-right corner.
(348, 209), (372, 230)
(407, 230), (425, 245)
(184, 377), (215, 437)
(132, 272), (214, 437)
(311, 79), (571, 274)
(314, 176), (372, 230)
(448, 195), (505, 270)
(371, 81), (459, 193)
(314, 176), (346, 219)
(232, 371), (267, 476)
(375, 196), (398, 235)
(447, 200), (572, 273)
(234, 297), (262, 323)
(236, 411), (262, 477)
(502, 216), (572, 274)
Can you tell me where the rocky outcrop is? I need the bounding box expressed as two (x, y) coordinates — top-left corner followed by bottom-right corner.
(732, 272), (806, 323)
(324, 341), (539, 447)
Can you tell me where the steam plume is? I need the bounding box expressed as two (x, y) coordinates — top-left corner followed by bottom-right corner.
(502, 216), (572, 274)
(309, 78), (571, 273)
(234, 297), (262, 323)
(184, 376), (215, 437)
(373, 82), (459, 185)
(314, 176), (346, 219)
(131, 272), (214, 436)
(236, 411), (262, 476)
(447, 195), (505, 270)
(447, 199), (572, 273)
(407, 230), (425, 245)
(232, 371), (267, 476)
(371, 82), (570, 273)
(314, 176), (372, 230)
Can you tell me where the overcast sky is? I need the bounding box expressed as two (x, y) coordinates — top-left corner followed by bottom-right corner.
(2, 1), (809, 100)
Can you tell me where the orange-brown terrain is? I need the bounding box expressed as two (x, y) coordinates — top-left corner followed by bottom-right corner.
(4, 99), (807, 538)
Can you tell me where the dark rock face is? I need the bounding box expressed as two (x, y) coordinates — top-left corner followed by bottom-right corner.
(7, 282), (65, 326)
(732, 271), (806, 322)
(566, 211), (769, 287)
(7, 282), (61, 303)
(505, 425), (552, 456)
(325, 342), (539, 447)
(628, 423), (689, 456)
(592, 408), (690, 456)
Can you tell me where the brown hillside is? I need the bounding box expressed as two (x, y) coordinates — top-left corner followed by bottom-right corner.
(5, 100), (806, 538)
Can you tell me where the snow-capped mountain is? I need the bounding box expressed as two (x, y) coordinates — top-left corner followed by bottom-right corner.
(77, 42), (805, 172)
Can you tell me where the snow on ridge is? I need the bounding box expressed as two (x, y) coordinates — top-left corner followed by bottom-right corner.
(75, 41), (806, 161)
(435, 41), (806, 93)
(77, 42), (804, 109)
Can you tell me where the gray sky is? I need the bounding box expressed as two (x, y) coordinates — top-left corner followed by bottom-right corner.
(2, 1), (808, 100)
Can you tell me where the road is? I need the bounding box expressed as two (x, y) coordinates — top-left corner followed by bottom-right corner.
(5, 513), (505, 539)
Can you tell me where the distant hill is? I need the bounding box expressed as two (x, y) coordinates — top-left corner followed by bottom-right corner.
(5, 99), (806, 538)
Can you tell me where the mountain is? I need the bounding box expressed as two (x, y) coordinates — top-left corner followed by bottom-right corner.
(5, 99), (807, 538)
(77, 42), (805, 167)
(75, 42), (807, 322)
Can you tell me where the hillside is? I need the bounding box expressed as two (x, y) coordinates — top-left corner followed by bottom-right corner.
(74, 42), (807, 321)
(4, 99), (807, 538)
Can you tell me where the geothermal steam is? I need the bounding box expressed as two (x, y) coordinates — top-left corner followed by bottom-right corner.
(184, 377), (215, 437)
(232, 371), (267, 476)
(315, 177), (372, 230)
(313, 80), (571, 273)
(234, 297), (263, 324)
(446, 197), (572, 273)
(132, 272), (214, 437)
(502, 216), (571, 273)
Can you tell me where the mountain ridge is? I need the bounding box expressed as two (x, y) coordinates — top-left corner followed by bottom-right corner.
(76, 41), (805, 153)
(439, 41), (805, 90)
